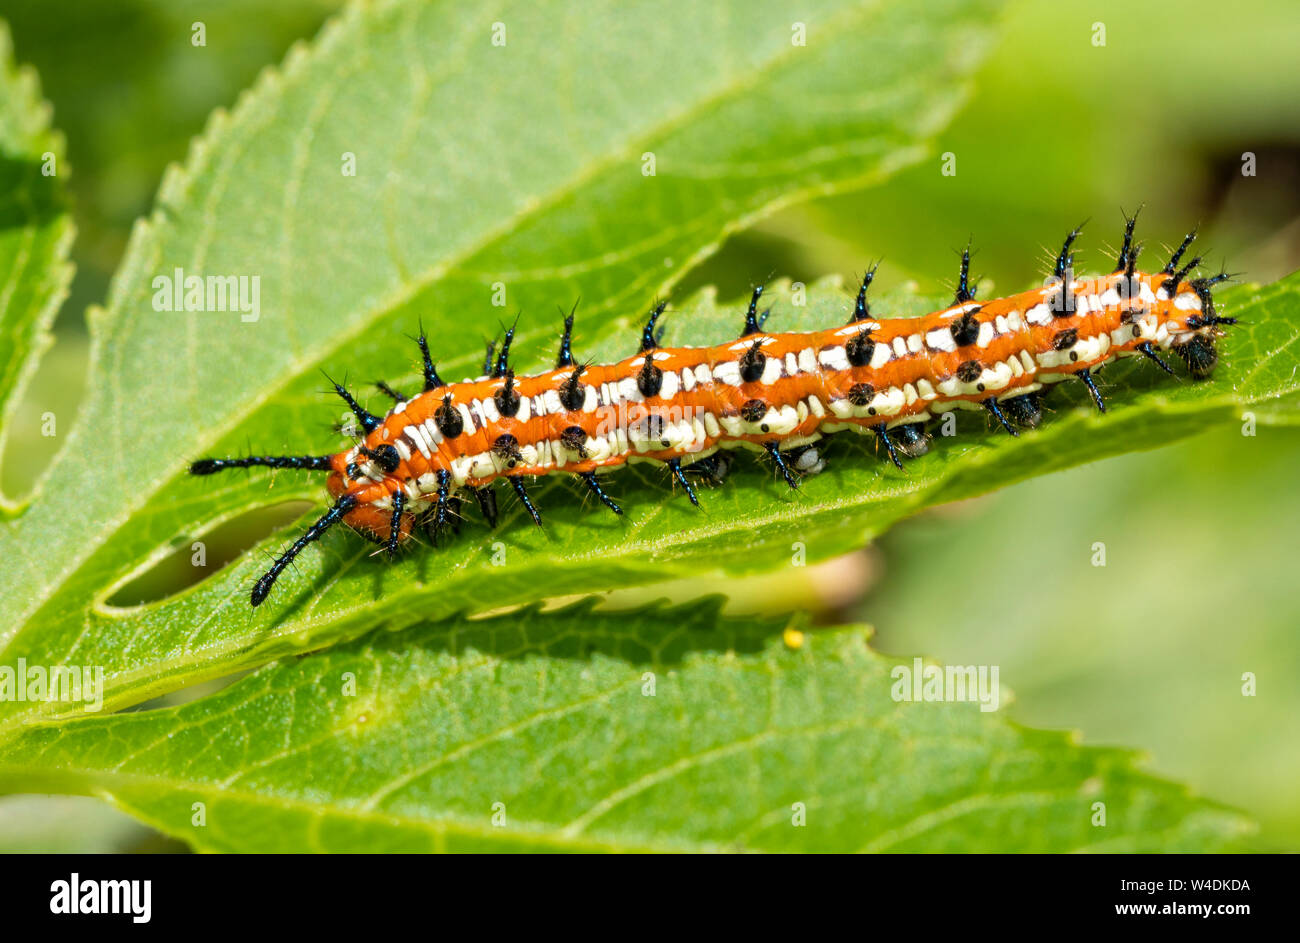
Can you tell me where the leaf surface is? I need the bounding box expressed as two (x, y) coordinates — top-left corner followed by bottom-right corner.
(0, 0), (1008, 727)
(0, 602), (1253, 852)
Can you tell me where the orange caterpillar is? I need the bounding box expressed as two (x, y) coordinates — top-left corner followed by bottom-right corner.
(192, 213), (1234, 605)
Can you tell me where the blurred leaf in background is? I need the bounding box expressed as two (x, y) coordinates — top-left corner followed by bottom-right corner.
(696, 0), (1300, 298)
(0, 18), (73, 507)
(865, 424), (1300, 852)
(0, 795), (167, 853)
(0, 0), (341, 321)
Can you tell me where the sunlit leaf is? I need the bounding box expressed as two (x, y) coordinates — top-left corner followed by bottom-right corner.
(0, 0), (1007, 726)
(0, 602), (1254, 852)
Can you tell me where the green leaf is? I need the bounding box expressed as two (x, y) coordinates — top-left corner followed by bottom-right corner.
(5, 266), (1296, 737)
(0, 0), (1006, 727)
(0, 0), (340, 307)
(0, 19), (74, 512)
(0, 0), (1282, 856)
(0, 602), (1253, 852)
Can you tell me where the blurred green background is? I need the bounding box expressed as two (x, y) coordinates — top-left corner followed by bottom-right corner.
(1, 0), (1296, 851)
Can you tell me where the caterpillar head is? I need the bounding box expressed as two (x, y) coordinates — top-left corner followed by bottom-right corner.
(1170, 275), (1236, 379)
(1173, 333), (1218, 378)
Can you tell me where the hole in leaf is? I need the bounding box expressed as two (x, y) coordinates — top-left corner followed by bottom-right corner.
(105, 500), (313, 606)
(127, 670), (254, 713)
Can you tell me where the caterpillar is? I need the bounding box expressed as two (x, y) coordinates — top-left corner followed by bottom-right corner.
(191, 212), (1235, 606)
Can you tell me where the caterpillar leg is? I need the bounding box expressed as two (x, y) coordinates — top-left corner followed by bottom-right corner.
(1173, 274), (1235, 380)
(982, 397), (1020, 437)
(874, 425), (905, 470)
(386, 491), (406, 558)
(510, 477), (543, 526)
(420, 470), (456, 545)
(997, 392), (1043, 429)
(471, 485), (499, 528)
(786, 444), (827, 476)
(764, 442), (799, 490)
(1135, 342), (1176, 376)
(1076, 367), (1107, 412)
(891, 423), (931, 458)
(682, 452), (732, 487)
(445, 495), (464, 536)
(578, 472), (623, 515)
(665, 458), (700, 506)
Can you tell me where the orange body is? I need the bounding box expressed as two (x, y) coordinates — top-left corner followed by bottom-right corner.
(329, 270), (1221, 542)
